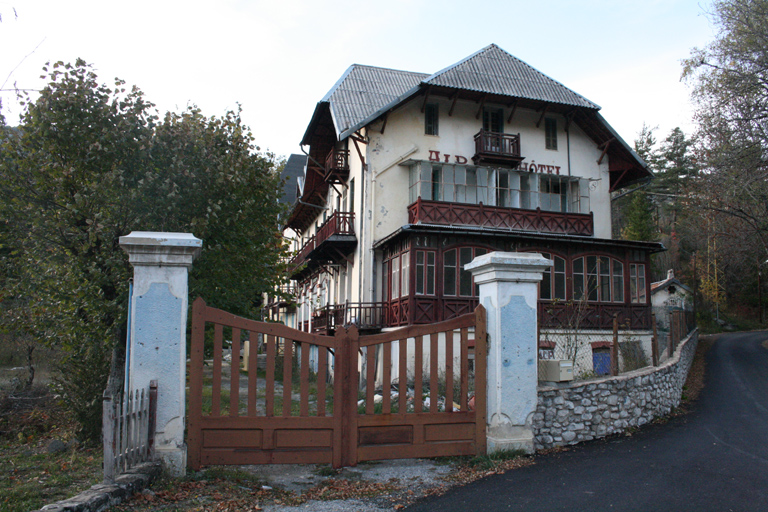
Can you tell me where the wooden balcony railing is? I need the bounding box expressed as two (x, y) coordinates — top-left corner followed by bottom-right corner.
(409, 198), (594, 236)
(324, 149), (350, 184)
(473, 130), (523, 166)
(538, 302), (652, 331)
(264, 283), (297, 309)
(312, 302), (385, 333)
(289, 211), (356, 273)
(308, 299), (650, 332)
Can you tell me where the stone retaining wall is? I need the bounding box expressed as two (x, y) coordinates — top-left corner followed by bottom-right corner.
(33, 462), (160, 512)
(533, 329), (698, 450)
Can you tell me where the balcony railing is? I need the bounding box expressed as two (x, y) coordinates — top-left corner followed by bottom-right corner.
(473, 130), (523, 167)
(307, 299), (651, 332)
(538, 302), (652, 331)
(324, 149), (350, 184)
(408, 198), (594, 236)
(312, 302), (385, 333)
(289, 211), (356, 275)
(264, 283), (297, 309)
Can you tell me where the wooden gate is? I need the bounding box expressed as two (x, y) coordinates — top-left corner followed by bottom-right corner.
(188, 297), (486, 470)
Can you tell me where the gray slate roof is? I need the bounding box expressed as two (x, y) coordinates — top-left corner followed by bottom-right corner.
(281, 154), (307, 205)
(319, 44), (600, 140)
(322, 66), (428, 139)
(425, 44), (600, 110)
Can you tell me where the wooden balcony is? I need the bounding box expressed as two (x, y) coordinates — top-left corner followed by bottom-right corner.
(264, 283), (296, 308)
(473, 130), (523, 167)
(308, 298), (650, 332)
(324, 149), (350, 184)
(408, 198), (594, 236)
(538, 302), (652, 331)
(312, 302), (385, 333)
(289, 211), (356, 279)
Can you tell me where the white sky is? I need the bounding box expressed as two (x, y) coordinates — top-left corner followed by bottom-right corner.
(0, 0), (715, 160)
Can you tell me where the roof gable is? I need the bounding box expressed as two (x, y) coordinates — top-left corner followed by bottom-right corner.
(424, 44), (600, 110)
(320, 65), (428, 139)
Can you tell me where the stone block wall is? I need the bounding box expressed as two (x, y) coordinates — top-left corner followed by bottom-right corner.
(533, 329), (698, 450)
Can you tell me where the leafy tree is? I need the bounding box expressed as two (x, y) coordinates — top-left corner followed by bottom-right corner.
(683, 0), (768, 258)
(681, 0), (768, 321)
(0, 61), (287, 440)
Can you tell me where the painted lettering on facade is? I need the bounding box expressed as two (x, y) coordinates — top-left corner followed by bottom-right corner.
(429, 150), (560, 175)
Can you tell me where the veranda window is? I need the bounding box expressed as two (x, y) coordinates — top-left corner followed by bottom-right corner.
(630, 263), (647, 304)
(415, 250), (436, 295)
(443, 247), (488, 297)
(573, 256), (625, 303)
(539, 253), (567, 301)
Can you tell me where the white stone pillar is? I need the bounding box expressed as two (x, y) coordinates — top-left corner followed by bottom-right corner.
(120, 231), (202, 476)
(466, 252), (552, 454)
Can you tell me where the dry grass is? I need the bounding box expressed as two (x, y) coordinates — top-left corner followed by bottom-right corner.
(0, 385), (102, 512)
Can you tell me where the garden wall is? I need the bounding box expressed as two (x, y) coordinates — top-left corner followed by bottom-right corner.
(533, 329), (698, 450)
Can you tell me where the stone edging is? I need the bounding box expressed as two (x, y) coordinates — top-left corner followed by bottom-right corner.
(33, 462), (161, 512)
(533, 329), (699, 450)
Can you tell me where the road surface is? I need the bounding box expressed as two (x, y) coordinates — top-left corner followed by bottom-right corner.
(407, 331), (768, 511)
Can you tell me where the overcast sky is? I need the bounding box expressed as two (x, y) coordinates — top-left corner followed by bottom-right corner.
(0, 0), (715, 160)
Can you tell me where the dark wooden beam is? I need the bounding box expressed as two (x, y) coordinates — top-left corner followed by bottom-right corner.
(565, 109), (577, 132)
(380, 112), (389, 134)
(330, 246), (355, 265)
(448, 91), (460, 117)
(421, 86), (432, 114)
(475, 94), (487, 120)
(350, 130), (367, 144)
(506, 100), (518, 124)
(597, 138), (615, 165)
(536, 104), (550, 128)
(609, 168), (629, 193)
(352, 137), (366, 171)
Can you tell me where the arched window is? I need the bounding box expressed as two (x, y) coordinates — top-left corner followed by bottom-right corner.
(573, 255), (624, 303)
(539, 253), (566, 300)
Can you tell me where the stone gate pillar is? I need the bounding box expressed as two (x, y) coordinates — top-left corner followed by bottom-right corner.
(120, 231), (202, 476)
(466, 252), (551, 454)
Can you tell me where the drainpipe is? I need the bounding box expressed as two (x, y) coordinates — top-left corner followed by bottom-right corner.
(124, 280), (133, 401)
(566, 126), (572, 177)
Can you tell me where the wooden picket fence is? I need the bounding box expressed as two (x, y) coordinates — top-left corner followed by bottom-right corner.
(102, 380), (158, 482)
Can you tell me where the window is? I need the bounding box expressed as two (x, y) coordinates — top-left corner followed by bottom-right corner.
(391, 258), (399, 299)
(539, 253), (566, 301)
(569, 179), (591, 214)
(483, 108), (504, 133)
(545, 117), (557, 150)
(443, 249), (457, 296)
(443, 247), (487, 297)
(540, 176), (568, 212)
(415, 250), (436, 295)
(573, 256), (625, 303)
(425, 103), (439, 136)
(431, 166), (442, 201)
(401, 253), (409, 297)
(630, 263), (647, 304)
(408, 163), (589, 214)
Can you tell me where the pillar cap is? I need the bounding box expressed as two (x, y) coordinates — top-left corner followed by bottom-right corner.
(120, 231), (202, 267)
(466, 251), (553, 284)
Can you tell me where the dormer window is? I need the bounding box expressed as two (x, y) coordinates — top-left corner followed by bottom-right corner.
(425, 103), (439, 135)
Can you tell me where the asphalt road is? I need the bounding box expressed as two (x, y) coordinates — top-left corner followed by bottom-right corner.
(407, 331), (768, 512)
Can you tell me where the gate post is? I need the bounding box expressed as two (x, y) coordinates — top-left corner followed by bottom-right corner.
(466, 252), (552, 454)
(120, 231), (202, 476)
